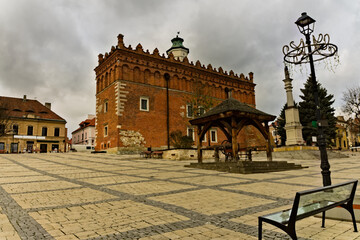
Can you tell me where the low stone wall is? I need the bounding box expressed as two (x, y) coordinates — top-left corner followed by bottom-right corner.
(274, 146), (318, 152)
(162, 149), (215, 161)
(185, 161), (305, 174)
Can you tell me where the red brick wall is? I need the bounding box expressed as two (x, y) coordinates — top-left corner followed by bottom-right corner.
(95, 35), (262, 151)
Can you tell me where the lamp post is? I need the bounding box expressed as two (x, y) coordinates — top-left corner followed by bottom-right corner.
(283, 12), (338, 186)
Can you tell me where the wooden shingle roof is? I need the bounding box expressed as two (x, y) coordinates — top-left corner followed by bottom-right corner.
(190, 98), (275, 125)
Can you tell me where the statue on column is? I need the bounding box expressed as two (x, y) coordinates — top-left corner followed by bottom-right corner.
(283, 66), (304, 145)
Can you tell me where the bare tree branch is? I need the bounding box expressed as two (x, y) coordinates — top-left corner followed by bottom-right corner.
(342, 86), (360, 120)
(0, 102), (13, 137)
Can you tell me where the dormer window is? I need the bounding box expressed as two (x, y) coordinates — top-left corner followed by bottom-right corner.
(26, 110), (34, 113)
(12, 109), (21, 112)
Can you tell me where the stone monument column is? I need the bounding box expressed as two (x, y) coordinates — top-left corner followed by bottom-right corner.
(283, 66), (304, 145)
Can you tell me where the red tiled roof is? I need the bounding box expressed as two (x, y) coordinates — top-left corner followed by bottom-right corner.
(72, 117), (95, 134)
(88, 118), (95, 126)
(0, 96), (66, 122)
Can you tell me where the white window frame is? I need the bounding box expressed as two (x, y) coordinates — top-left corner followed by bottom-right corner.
(202, 133), (207, 142)
(104, 125), (108, 137)
(210, 129), (218, 143)
(140, 97), (149, 111)
(187, 127), (195, 141)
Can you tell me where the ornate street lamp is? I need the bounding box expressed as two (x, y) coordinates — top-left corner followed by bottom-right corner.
(283, 12), (338, 186)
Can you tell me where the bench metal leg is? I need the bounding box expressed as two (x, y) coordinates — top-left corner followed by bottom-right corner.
(287, 223), (298, 240)
(322, 212), (325, 228)
(258, 218), (262, 240)
(349, 208), (358, 232)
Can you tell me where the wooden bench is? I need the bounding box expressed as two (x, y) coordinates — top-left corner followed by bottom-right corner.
(151, 151), (163, 159)
(140, 151), (152, 158)
(259, 180), (358, 240)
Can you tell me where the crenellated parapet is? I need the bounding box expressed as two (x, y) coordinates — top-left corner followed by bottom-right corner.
(94, 34), (256, 105)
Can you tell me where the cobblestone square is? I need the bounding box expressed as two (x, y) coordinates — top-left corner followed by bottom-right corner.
(0, 152), (359, 239)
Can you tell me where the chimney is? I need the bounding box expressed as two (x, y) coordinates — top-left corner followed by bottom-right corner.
(45, 102), (51, 109)
(23, 95), (27, 102)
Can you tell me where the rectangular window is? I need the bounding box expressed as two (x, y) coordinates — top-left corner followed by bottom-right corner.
(54, 128), (60, 137)
(187, 105), (193, 118)
(104, 101), (108, 113)
(0, 124), (5, 135)
(42, 127), (47, 136)
(85, 132), (87, 139)
(198, 106), (205, 116)
(104, 126), (108, 137)
(0, 142), (4, 151)
(27, 126), (33, 136)
(82, 133), (84, 140)
(13, 125), (18, 135)
(210, 129), (217, 143)
(187, 127), (195, 141)
(140, 97), (149, 111)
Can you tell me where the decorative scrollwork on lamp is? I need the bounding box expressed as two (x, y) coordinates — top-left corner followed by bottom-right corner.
(282, 33), (338, 64)
(283, 33), (338, 65)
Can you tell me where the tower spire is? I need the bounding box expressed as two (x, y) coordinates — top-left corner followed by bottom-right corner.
(166, 33), (189, 61)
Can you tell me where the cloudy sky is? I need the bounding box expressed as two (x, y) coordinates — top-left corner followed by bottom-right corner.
(0, 0), (359, 134)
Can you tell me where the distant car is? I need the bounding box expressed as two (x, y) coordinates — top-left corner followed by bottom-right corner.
(71, 145), (95, 152)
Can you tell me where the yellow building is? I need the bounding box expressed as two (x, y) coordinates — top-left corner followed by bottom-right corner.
(334, 116), (348, 150)
(347, 118), (360, 148)
(0, 95), (67, 153)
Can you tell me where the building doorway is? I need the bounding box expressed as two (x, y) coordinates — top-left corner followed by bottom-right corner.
(11, 143), (18, 153)
(40, 144), (47, 153)
(26, 141), (34, 153)
(27, 144), (33, 153)
(52, 144), (59, 152)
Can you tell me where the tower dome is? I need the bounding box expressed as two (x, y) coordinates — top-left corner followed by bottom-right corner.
(166, 33), (189, 61)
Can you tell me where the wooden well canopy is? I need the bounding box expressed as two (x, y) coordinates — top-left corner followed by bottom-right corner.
(189, 98), (276, 163)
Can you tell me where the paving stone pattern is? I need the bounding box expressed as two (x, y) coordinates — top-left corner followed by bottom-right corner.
(0, 152), (360, 239)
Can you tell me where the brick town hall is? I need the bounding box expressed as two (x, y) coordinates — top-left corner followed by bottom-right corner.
(94, 34), (269, 153)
